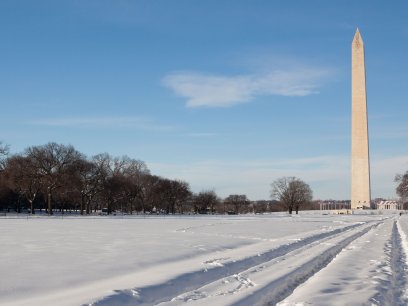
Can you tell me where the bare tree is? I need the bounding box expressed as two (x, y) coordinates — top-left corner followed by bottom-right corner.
(395, 171), (408, 204)
(92, 154), (150, 214)
(269, 200), (286, 212)
(224, 194), (249, 214)
(152, 179), (191, 214)
(170, 180), (192, 214)
(193, 190), (219, 214)
(137, 174), (160, 213)
(154, 178), (173, 214)
(68, 157), (98, 215)
(252, 200), (270, 214)
(118, 156), (150, 214)
(26, 143), (83, 215)
(0, 142), (9, 170)
(271, 177), (313, 214)
(90, 153), (113, 213)
(3, 155), (42, 214)
(140, 177), (191, 214)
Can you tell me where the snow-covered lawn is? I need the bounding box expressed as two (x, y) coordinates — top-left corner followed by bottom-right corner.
(1, 213), (407, 305)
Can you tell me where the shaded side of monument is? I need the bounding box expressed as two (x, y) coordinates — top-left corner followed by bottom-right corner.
(351, 29), (371, 209)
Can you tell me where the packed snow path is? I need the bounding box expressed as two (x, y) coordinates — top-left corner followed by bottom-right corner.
(1, 213), (407, 306)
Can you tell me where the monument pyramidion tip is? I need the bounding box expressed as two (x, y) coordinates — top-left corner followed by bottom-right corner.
(353, 28), (363, 48)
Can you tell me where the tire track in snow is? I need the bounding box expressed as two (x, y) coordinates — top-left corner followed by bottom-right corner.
(232, 222), (379, 306)
(90, 220), (380, 306)
(371, 220), (408, 306)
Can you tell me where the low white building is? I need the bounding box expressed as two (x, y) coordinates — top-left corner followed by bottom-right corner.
(376, 200), (401, 210)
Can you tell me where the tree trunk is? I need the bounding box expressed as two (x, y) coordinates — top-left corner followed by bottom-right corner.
(28, 199), (35, 214)
(47, 189), (53, 215)
(86, 196), (91, 215)
(17, 196), (21, 213)
(288, 207), (293, 214)
(80, 194), (85, 215)
(141, 199), (145, 214)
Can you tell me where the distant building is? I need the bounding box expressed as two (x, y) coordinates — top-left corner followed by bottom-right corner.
(319, 200), (351, 210)
(319, 199), (403, 211)
(376, 200), (401, 210)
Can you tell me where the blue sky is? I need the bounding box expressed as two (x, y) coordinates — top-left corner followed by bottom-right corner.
(1, 0), (408, 200)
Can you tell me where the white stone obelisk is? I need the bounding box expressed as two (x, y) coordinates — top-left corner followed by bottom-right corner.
(351, 29), (371, 209)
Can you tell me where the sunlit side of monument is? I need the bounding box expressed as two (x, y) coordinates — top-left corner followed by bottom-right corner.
(351, 29), (371, 209)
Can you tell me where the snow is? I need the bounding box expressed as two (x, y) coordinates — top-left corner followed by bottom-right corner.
(1, 213), (407, 305)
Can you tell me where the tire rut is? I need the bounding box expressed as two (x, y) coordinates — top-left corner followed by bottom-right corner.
(233, 222), (380, 306)
(371, 220), (408, 306)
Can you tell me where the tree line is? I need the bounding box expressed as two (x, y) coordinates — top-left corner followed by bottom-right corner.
(0, 141), (318, 215)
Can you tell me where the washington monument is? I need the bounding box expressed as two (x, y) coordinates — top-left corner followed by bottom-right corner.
(351, 29), (371, 209)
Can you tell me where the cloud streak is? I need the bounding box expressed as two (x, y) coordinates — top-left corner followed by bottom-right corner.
(149, 154), (408, 200)
(163, 68), (331, 108)
(149, 155), (350, 200)
(28, 116), (175, 131)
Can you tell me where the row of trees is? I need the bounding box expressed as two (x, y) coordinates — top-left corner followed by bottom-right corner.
(0, 142), (315, 215)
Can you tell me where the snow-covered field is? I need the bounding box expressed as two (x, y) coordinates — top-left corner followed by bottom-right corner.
(1, 212), (408, 305)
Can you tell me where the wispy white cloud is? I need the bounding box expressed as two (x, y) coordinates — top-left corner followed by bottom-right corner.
(149, 156), (350, 200)
(371, 127), (408, 140)
(163, 68), (331, 108)
(28, 116), (176, 132)
(149, 154), (408, 200)
(183, 132), (216, 137)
